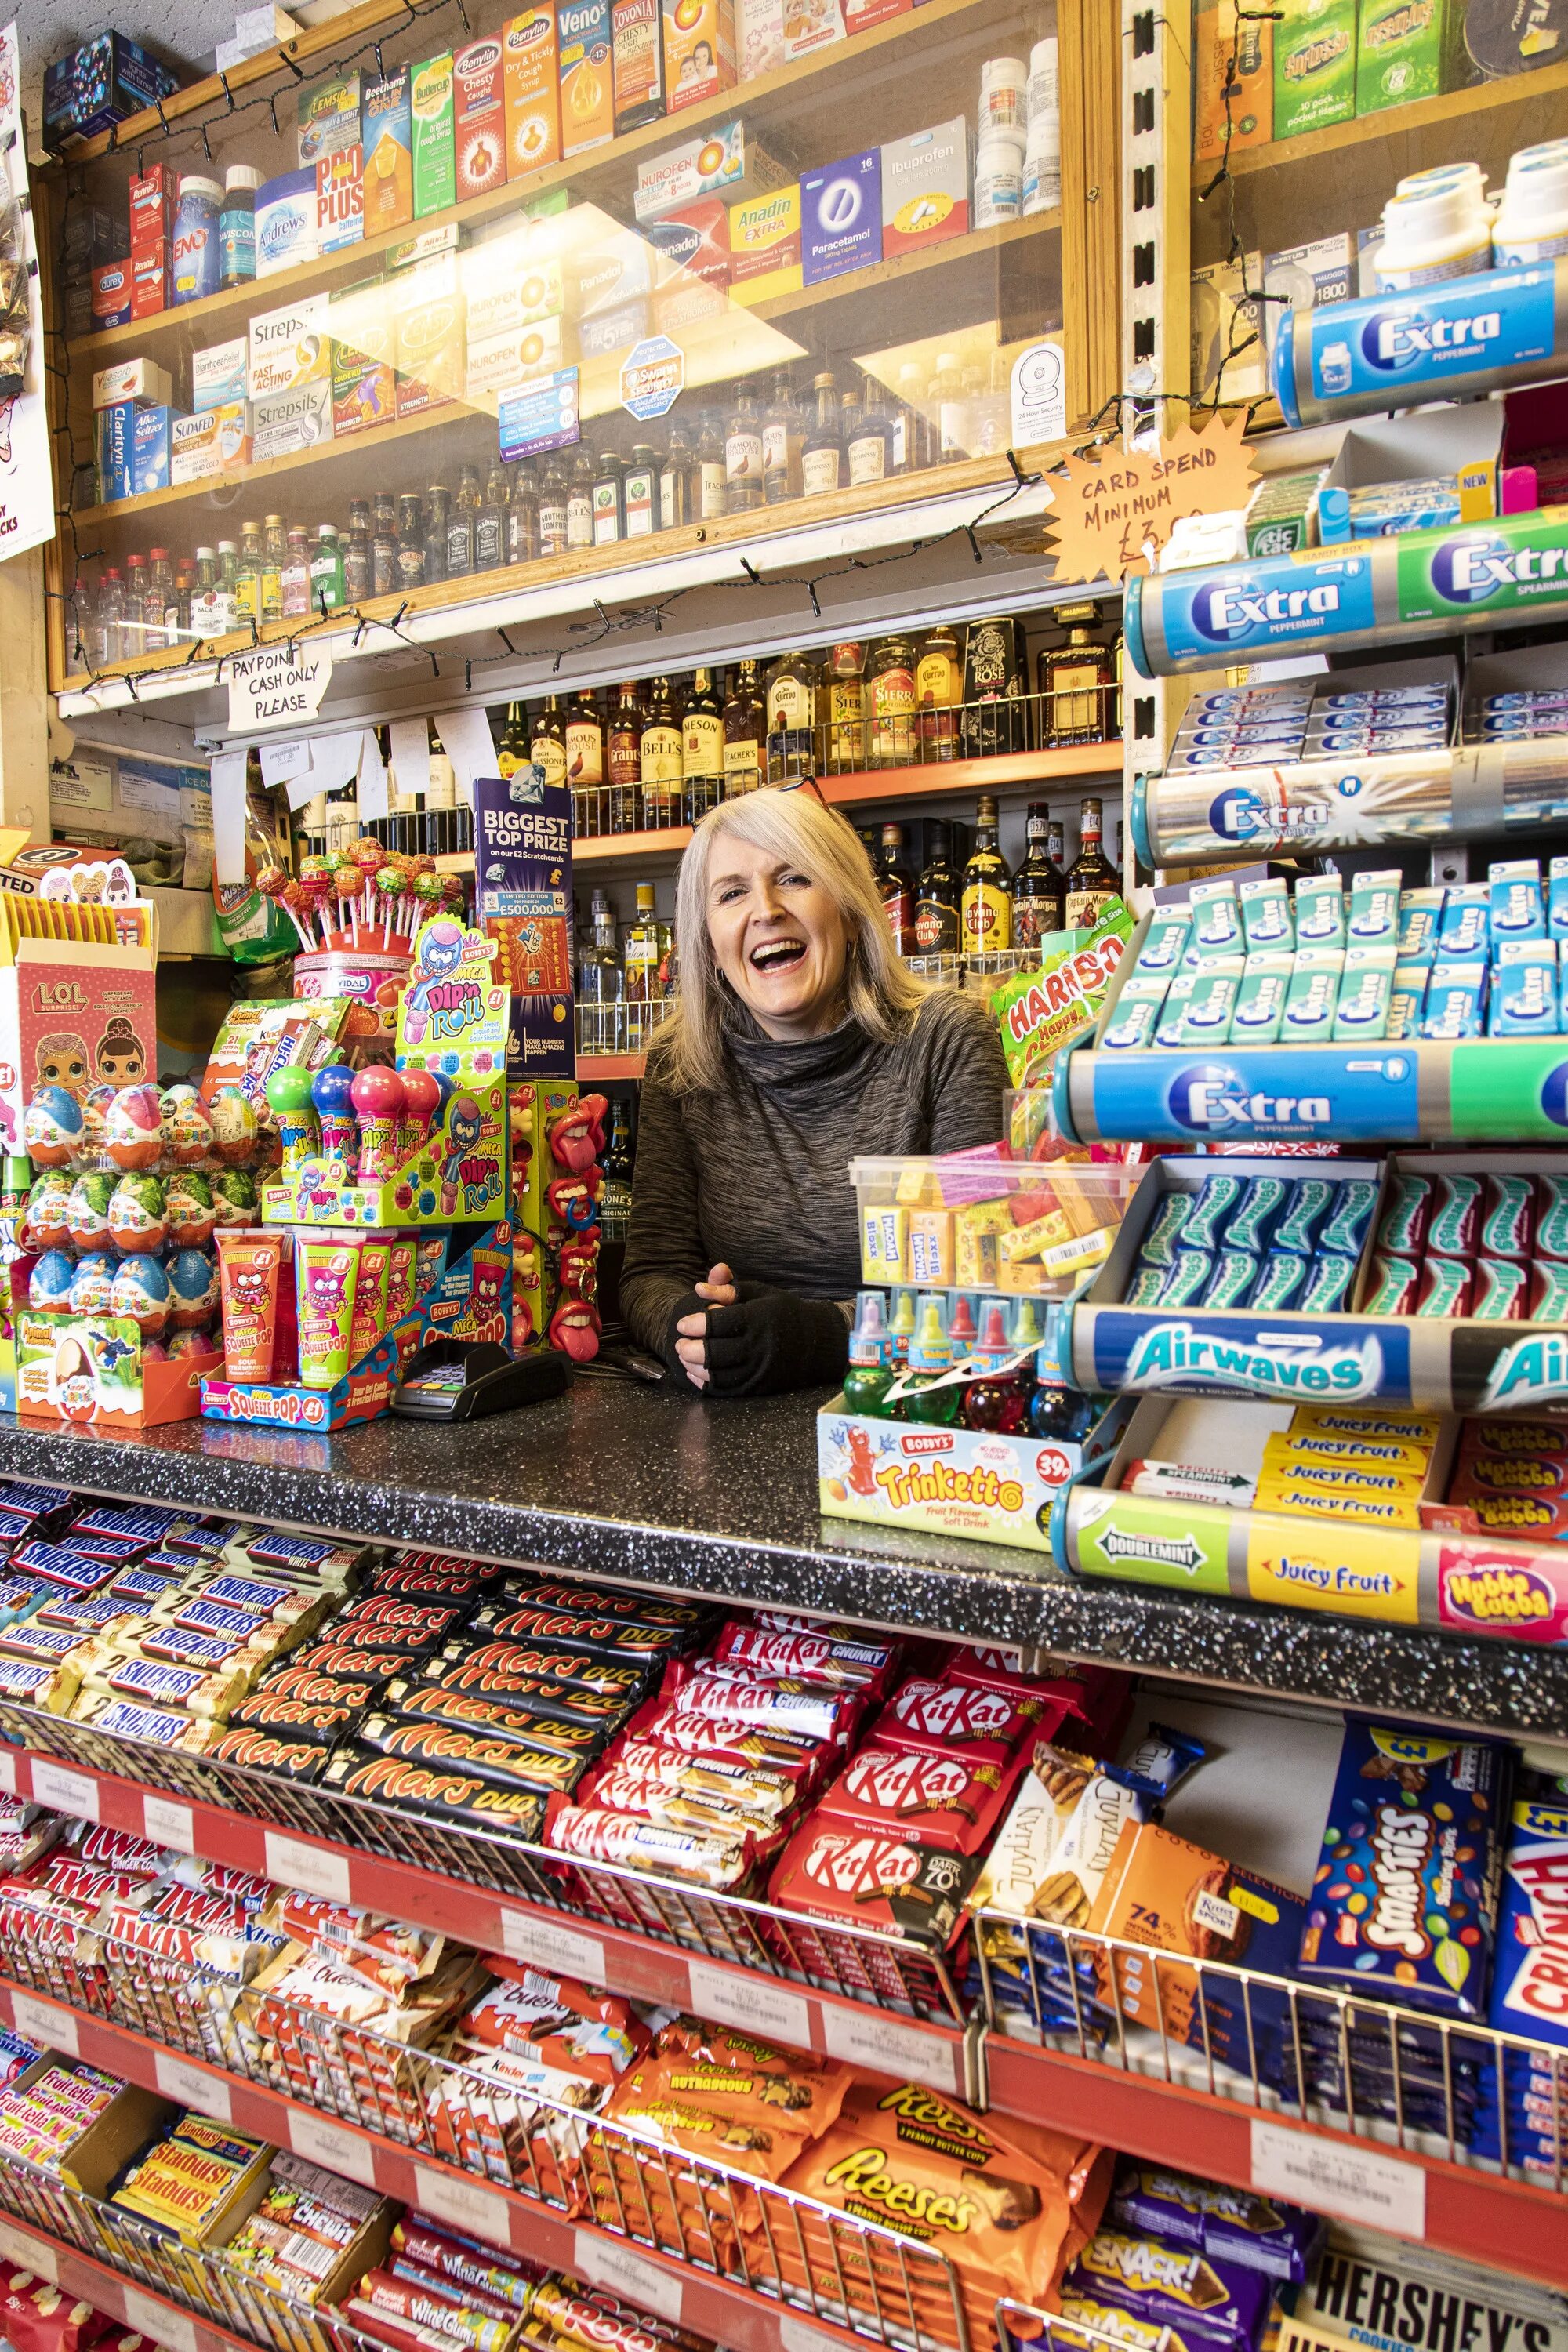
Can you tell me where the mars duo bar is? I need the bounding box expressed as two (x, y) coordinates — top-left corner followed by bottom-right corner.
(351, 1714), (593, 1796)
(321, 1748), (549, 1835)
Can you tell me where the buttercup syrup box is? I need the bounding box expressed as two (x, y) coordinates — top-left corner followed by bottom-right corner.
(412, 53), (457, 216)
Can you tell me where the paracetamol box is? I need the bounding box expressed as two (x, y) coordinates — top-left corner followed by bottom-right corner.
(362, 70), (413, 234)
(170, 409), (222, 486)
(412, 53), (457, 215)
(91, 358), (171, 412)
(256, 169), (318, 275)
(250, 379), (334, 464)
(191, 337), (247, 411)
(728, 182), (801, 301)
(635, 121), (789, 219)
(880, 118), (969, 256)
(801, 147), (881, 284)
(558, 0), (614, 156)
(129, 406), (173, 496)
(297, 68), (360, 166)
(503, 8), (560, 172)
(249, 294), (331, 399)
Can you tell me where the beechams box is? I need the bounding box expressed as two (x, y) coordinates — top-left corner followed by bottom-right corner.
(801, 147), (881, 284)
(880, 118), (969, 256)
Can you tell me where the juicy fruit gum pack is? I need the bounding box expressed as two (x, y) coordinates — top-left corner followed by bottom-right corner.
(1298, 1719), (1512, 2018)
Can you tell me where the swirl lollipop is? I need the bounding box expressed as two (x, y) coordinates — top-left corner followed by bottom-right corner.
(298, 855), (335, 951)
(350, 1067), (407, 1184)
(411, 870), (446, 938)
(278, 878), (315, 954)
(332, 855), (362, 949)
(310, 1063), (359, 1181)
(264, 1065), (321, 1178)
(350, 837), (388, 929)
(398, 1067), (451, 1161)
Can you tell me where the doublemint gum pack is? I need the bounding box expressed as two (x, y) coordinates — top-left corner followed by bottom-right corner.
(994, 901), (1134, 1088)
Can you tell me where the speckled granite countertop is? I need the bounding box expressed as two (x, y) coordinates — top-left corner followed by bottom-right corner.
(3, 1385), (1566, 1740)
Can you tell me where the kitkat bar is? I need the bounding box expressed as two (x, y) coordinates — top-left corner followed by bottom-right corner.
(711, 1621), (898, 1690)
(546, 1802), (754, 1886)
(812, 1741), (1018, 1854)
(871, 1675), (1039, 1766)
(767, 1814), (981, 1948)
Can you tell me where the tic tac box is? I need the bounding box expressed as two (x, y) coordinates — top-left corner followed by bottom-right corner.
(249, 294), (330, 399)
(250, 379), (334, 464)
(191, 336), (248, 411)
(801, 147), (882, 284)
(728, 183), (801, 301)
(91, 358), (171, 412)
(362, 70), (413, 234)
(880, 118), (969, 256)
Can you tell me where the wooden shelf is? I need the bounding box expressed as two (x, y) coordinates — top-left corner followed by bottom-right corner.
(1193, 57), (1568, 182)
(69, 0), (1011, 364)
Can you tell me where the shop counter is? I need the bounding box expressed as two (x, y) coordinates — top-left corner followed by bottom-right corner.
(3, 1384), (1568, 1738)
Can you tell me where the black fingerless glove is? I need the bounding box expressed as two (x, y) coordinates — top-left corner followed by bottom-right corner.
(701, 1290), (850, 1398)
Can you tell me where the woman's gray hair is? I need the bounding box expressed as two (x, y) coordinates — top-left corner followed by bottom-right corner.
(655, 788), (931, 1093)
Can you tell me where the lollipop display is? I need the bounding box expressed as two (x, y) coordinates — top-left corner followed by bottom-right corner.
(310, 1065), (359, 1180)
(350, 1067), (407, 1184)
(264, 1066), (321, 1178)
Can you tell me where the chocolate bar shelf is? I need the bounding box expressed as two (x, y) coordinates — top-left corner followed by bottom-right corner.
(0, 1902), (973, 2352)
(0, 2203), (302, 2352)
(1062, 1152), (1568, 1415)
(974, 1911), (1568, 2291)
(0, 1717), (978, 2084)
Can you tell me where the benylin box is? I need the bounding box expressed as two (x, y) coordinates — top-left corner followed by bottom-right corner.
(819, 1399), (1080, 1550)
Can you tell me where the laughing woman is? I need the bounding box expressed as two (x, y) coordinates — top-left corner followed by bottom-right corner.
(620, 789), (1008, 1399)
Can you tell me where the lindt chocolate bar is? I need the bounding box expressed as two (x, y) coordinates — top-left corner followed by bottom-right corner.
(1299, 1718), (1511, 2020)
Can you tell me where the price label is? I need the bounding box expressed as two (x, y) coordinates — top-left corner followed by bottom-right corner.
(143, 1795), (194, 1853)
(820, 2005), (960, 2093)
(572, 2231), (684, 2323)
(412, 2165), (509, 2245)
(263, 1832), (351, 1903)
(500, 1909), (605, 1984)
(289, 2109), (379, 2187)
(29, 1761), (99, 1821)
(125, 2288), (197, 2352)
(11, 1994), (78, 2057)
(0, 2218), (56, 2281)
(0, 1750), (17, 1797)
(1250, 2120), (1426, 2237)
(781, 2318), (851, 2352)
(686, 1962), (811, 2049)
(154, 2052), (231, 2122)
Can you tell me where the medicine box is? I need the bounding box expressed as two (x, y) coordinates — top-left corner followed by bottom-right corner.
(455, 35), (507, 198)
(191, 337), (248, 411)
(296, 68), (361, 167)
(130, 406), (173, 496)
(362, 70), (413, 234)
(728, 183), (802, 301)
(662, 0), (736, 108)
(880, 118), (969, 256)
(801, 147), (882, 284)
(503, 8), (561, 173)
(251, 379), (335, 464)
(170, 410), (221, 486)
(96, 403), (134, 503)
(411, 53), (457, 216)
(91, 358), (172, 412)
(558, 0), (614, 155)
(635, 120), (789, 219)
(256, 169), (318, 275)
(249, 295), (331, 399)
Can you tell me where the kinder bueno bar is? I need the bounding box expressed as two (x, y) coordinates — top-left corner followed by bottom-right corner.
(1298, 1718), (1511, 2020)
(768, 1817), (978, 1948)
(1109, 2168), (1322, 2284)
(814, 1742), (1014, 1853)
(545, 1802), (752, 1886)
(1488, 1791), (1568, 2049)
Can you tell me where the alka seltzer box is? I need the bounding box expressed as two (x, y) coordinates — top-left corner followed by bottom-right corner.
(411, 53), (457, 216)
(880, 118), (970, 257)
(1273, 0), (1357, 139)
(454, 36), (507, 198)
(296, 68), (361, 168)
(251, 379), (334, 465)
(728, 183), (802, 302)
(361, 70), (413, 235)
(129, 407), (175, 496)
(1356, 0), (1462, 113)
(558, 0), (615, 156)
(249, 295), (331, 401)
(801, 147), (881, 285)
(503, 9), (561, 172)
(315, 145), (364, 254)
(663, 0), (737, 110)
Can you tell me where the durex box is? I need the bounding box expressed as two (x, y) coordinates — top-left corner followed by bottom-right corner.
(91, 357), (171, 412)
(129, 405), (173, 495)
(728, 183), (801, 301)
(1274, 0), (1358, 139)
(191, 336), (248, 410)
(249, 294), (330, 399)
(251, 379), (335, 464)
(801, 147), (881, 284)
(1356, 0), (1460, 111)
(411, 53), (457, 216)
(880, 118), (969, 257)
(316, 145), (364, 252)
(362, 70), (413, 234)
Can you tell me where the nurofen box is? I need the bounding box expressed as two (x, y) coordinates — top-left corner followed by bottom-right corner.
(296, 69), (360, 166)
(503, 8), (561, 172)
(801, 148), (881, 284)
(880, 118), (969, 257)
(466, 316), (572, 395)
(634, 120), (789, 219)
(191, 337), (247, 411)
(454, 35), (507, 198)
(411, 53), (457, 216)
(251, 379), (335, 464)
(728, 183), (801, 301)
(558, 0), (615, 154)
(361, 70), (413, 234)
(315, 145), (364, 253)
(663, 0), (736, 108)
(91, 358), (172, 412)
(256, 169), (318, 276)
(249, 295), (330, 399)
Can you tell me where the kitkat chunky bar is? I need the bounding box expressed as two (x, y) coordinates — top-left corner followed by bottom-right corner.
(1298, 1719), (1512, 2019)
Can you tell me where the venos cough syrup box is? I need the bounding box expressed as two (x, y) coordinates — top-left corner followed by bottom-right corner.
(559, 0), (615, 154)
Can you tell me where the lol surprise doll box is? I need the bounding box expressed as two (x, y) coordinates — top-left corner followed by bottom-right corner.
(0, 927), (157, 1159)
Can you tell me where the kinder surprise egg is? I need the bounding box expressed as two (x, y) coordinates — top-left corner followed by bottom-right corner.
(160, 1083), (213, 1168)
(168, 1324), (221, 1360)
(28, 1250), (76, 1312)
(209, 1086), (258, 1167)
(70, 1253), (117, 1316)
(107, 1172), (168, 1255)
(67, 1171), (114, 1251)
(78, 1089), (111, 1166)
(22, 1172), (73, 1250)
(110, 1253), (170, 1334)
(210, 1167), (258, 1225)
(166, 1247), (219, 1328)
(142, 1339), (168, 1363)
(164, 1172), (216, 1249)
(23, 1087), (84, 1169)
(106, 1085), (163, 1171)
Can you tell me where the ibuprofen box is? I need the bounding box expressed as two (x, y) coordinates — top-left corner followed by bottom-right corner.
(801, 147), (881, 283)
(881, 118), (969, 256)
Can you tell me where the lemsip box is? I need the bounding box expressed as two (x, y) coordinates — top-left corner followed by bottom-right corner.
(880, 118), (969, 256)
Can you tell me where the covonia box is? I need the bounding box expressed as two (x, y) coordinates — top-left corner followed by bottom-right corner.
(818, 1399), (1081, 1552)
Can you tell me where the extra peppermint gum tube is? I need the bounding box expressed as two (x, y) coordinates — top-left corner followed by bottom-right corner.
(1226, 1175), (1289, 1253)
(1154, 974), (1196, 1049)
(1550, 857), (1568, 939)
(1102, 996), (1163, 1051)
(1134, 906), (1192, 977)
(1294, 873), (1345, 948)
(1491, 941), (1559, 1035)
(1178, 960), (1243, 1043)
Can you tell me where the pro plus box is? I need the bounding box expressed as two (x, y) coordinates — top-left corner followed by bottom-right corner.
(880, 118), (969, 256)
(315, 147), (364, 253)
(801, 147), (881, 283)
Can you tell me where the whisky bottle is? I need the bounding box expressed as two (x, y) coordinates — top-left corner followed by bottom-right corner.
(722, 662), (764, 793)
(866, 634), (917, 769)
(915, 623), (961, 763)
(607, 681), (644, 832)
(531, 693), (568, 792)
(823, 642), (864, 773)
(682, 667), (725, 823)
(765, 646), (819, 781)
(1011, 800), (1065, 953)
(640, 677), (684, 825)
(1038, 604), (1113, 746)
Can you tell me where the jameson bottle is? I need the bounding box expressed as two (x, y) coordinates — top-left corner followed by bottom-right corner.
(682, 667), (725, 823)
(961, 614), (1026, 757)
(1065, 797), (1120, 929)
(722, 662), (764, 793)
(961, 793), (1012, 956)
(1012, 800), (1065, 953)
(913, 822), (961, 956)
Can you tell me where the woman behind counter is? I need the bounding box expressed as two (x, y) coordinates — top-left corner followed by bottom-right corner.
(621, 788), (1009, 1397)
